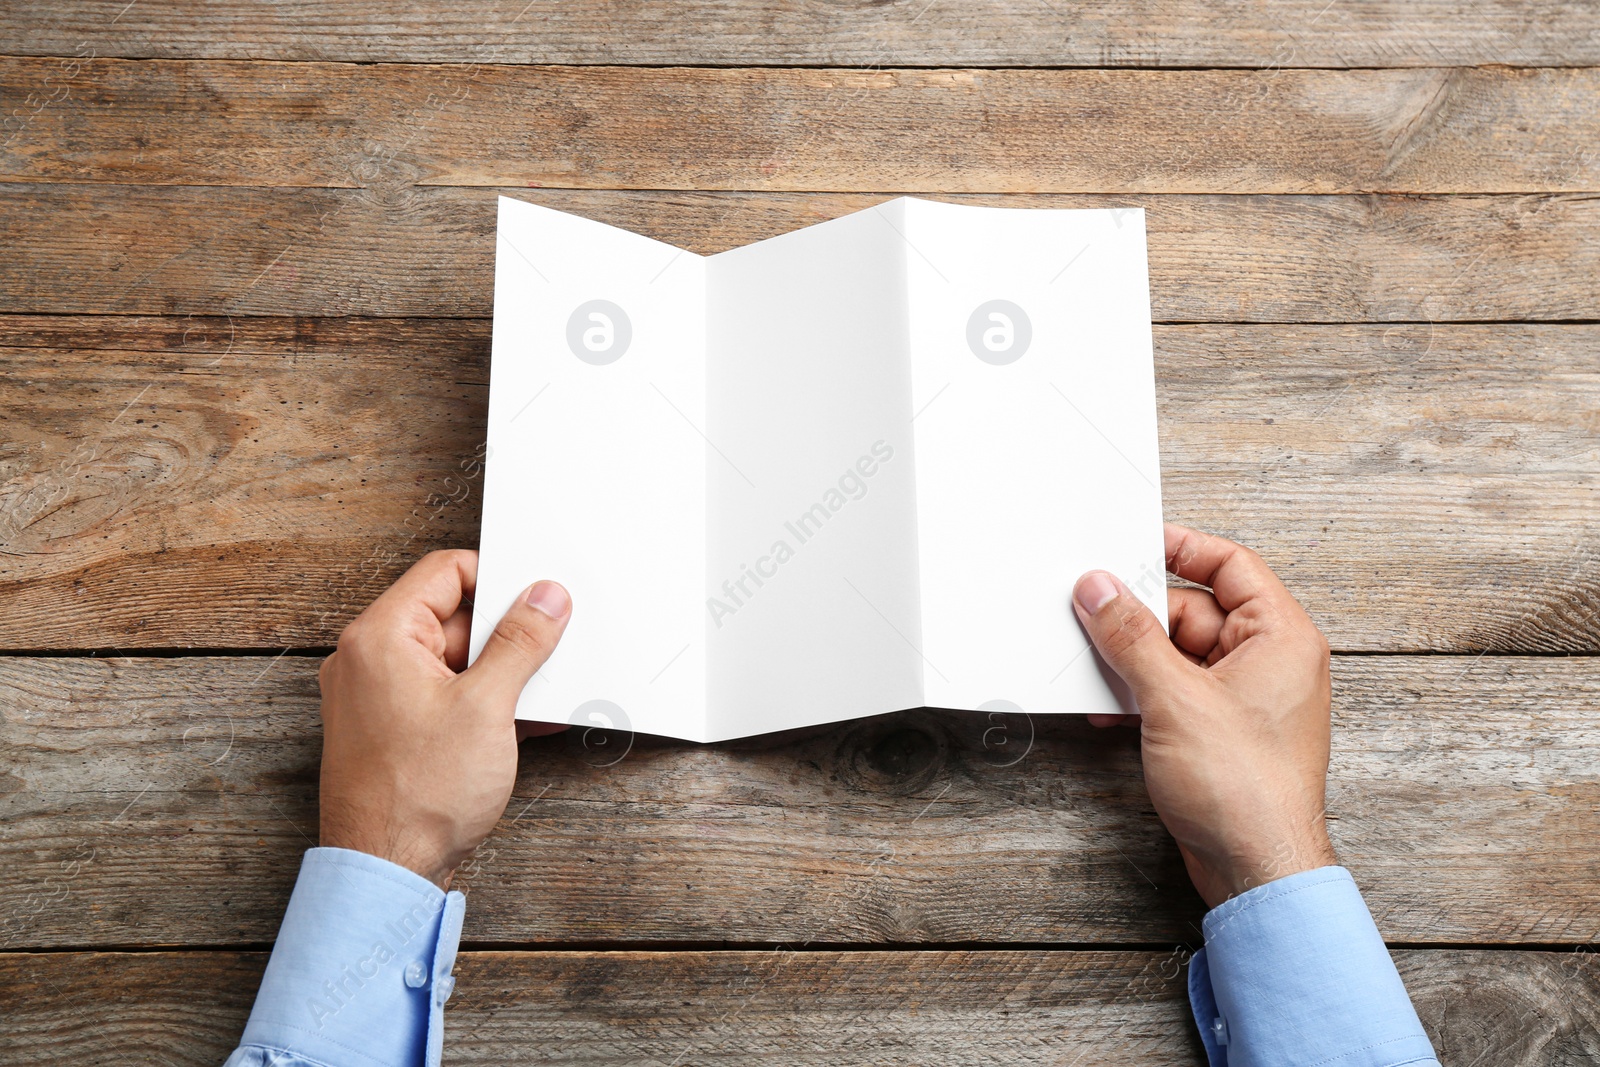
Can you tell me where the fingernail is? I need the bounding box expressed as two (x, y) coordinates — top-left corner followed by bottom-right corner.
(525, 581), (571, 619)
(1074, 571), (1121, 615)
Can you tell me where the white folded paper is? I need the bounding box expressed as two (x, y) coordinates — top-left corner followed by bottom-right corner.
(469, 195), (1166, 743)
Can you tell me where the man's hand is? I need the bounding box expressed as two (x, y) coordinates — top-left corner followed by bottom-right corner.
(318, 550), (571, 888)
(1073, 523), (1337, 909)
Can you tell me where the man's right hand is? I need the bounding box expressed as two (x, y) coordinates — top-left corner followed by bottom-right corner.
(1072, 523), (1338, 909)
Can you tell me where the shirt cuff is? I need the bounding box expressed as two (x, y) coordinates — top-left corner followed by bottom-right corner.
(239, 847), (466, 1067)
(1187, 866), (1439, 1067)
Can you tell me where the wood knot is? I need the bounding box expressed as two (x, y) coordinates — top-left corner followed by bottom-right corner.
(838, 714), (947, 794)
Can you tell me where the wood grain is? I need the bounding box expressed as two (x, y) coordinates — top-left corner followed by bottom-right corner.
(1, 185), (1596, 322)
(3, 1), (1598, 68)
(4, 59), (1598, 193)
(2, 948), (1596, 1064)
(2, 317), (1594, 653)
(0, 0), (1593, 1045)
(2, 655), (1596, 949)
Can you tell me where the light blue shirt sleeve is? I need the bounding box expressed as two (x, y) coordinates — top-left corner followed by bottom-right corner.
(1188, 865), (1439, 1066)
(224, 847), (466, 1067)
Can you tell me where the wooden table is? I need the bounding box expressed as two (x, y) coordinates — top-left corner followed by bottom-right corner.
(2, 4), (1597, 1062)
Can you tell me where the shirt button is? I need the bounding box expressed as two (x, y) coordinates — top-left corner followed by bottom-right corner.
(1211, 1016), (1230, 1046)
(435, 975), (456, 1005)
(404, 961), (427, 989)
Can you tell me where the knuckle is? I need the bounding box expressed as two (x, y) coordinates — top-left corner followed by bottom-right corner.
(1291, 611), (1331, 661)
(1098, 601), (1157, 658)
(334, 618), (367, 655)
(418, 548), (475, 577)
(492, 613), (554, 661)
(1170, 530), (1200, 568)
(317, 651), (349, 704)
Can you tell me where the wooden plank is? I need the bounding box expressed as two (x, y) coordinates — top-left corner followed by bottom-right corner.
(0, 314), (488, 651)
(3, 59), (1597, 193)
(3, 1), (1599, 68)
(0, 952), (262, 1065)
(2, 655), (1596, 949)
(1, 185), (1596, 323)
(2, 318), (1594, 653)
(1, 948), (1596, 1064)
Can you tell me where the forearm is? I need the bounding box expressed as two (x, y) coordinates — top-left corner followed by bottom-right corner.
(1188, 866), (1438, 1066)
(225, 848), (465, 1067)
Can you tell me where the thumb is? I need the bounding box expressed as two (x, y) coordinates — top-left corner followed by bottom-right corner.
(464, 580), (572, 707)
(1072, 570), (1189, 707)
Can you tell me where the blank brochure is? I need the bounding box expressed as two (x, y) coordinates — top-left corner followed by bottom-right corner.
(469, 195), (1167, 743)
